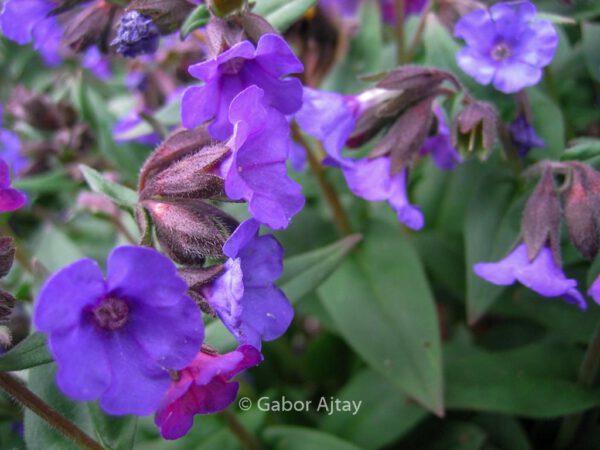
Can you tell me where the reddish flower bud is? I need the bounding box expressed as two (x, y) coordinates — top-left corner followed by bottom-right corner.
(453, 100), (497, 159)
(9, 87), (76, 131)
(127, 0), (197, 34)
(522, 166), (561, 261)
(0, 236), (15, 280)
(563, 162), (600, 260)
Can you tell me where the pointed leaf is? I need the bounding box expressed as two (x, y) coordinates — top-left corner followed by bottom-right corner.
(0, 332), (52, 372)
(265, 426), (361, 450)
(80, 165), (138, 210)
(263, 0), (317, 32)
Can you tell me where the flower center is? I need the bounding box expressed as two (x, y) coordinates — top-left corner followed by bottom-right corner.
(92, 297), (129, 331)
(222, 57), (246, 75)
(491, 43), (511, 61)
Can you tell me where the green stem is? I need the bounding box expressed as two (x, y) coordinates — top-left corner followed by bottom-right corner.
(222, 410), (264, 450)
(395, 0), (406, 64)
(555, 322), (600, 449)
(404, 1), (431, 62)
(291, 124), (353, 237)
(0, 373), (105, 450)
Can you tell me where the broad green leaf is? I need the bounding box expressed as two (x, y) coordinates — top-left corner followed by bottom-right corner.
(0, 333), (52, 372)
(280, 234), (362, 302)
(562, 137), (600, 162)
(582, 22), (600, 82)
(527, 88), (566, 160)
(263, 0), (317, 32)
(264, 426), (361, 450)
(465, 173), (520, 324)
(321, 369), (427, 450)
(79, 164), (138, 210)
(205, 235), (361, 351)
(445, 340), (600, 417)
(24, 364), (95, 450)
(472, 414), (532, 450)
(180, 4), (210, 39)
(318, 221), (444, 414)
(32, 225), (85, 273)
(88, 403), (137, 450)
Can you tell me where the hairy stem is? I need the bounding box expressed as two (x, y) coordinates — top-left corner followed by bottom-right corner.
(291, 124), (353, 236)
(222, 410), (264, 450)
(555, 322), (600, 449)
(0, 372), (104, 450)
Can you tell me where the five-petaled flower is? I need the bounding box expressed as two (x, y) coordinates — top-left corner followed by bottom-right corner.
(34, 246), (204, 415)
(155, 345), (262, 440)
(454, 1), (558, 93)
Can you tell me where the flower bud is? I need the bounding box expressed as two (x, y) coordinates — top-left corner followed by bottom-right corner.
(521, 166), (561, 261)
(62, 1), (118, 52)
(209, 0), (246, 17)
(9, 87), (76, 131)
(179, 265), (224, 314)
(509, 114), (544, 157)
(139, 127), (229, 201)
(0, 292), (16, 323)
(0, 236), (15, 279)
(563, 162), (600, 260)
(126, 0), (196, 34)
(141, 199), (238, 265)
(111, 10), (160, 58)
(453, 100), (497, 159)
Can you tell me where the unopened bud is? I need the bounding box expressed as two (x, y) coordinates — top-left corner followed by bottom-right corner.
(9, 87), (76, 131)
(127, 0), (196, 34)
(141, 199), (238, 265)
(563, 162), (600, 260)
(0, 291), (16, 323)
(522, 166), (561, 261)
(453, 100), (497, 159)
(111, 10), (160, 58)
(0, 237), (15, 279)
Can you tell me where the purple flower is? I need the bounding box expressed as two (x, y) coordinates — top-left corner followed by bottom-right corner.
(420, 106), (461, 170)
(339, 156), (424, 230)
(0, 158), (27, 212)
(320, 0), (362, 17)
(221, 86), (304, 230)
(34, 246), (204, 415)
(203, 219), (294, 349)
(296, 87), (423, 229)
(454, 1), (558, 93)
(474, 243), (586, 310)
(509, 113), (544, 157)
(155, 345), (262, 440)
(0, 107), (27, 177)
(588, 276), (600, 306)
(0, 0), (63, 65)
(111, 11), (160, 58)
(82, 46), (111, 80)
(182, 33), (303, 140)
(380, 0), (428, 24)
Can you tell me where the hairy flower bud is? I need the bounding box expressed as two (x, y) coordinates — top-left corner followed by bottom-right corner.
(9, 87), (76, 131)
(562, 162), (600, 260)
(62, 0), (119, 52)
(522, 166), (561, 261)
(0, 291), (16, 323)
(126, 0), (196, 34)
(140, 199), (238, 265)
(0, 236), (15, 279)
(453, 100), (497, 159)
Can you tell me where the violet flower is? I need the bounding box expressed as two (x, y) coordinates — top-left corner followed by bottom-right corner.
(0, 107), (27, 177)
(0, 158), (27, 212)
(82, 46), (111, 80)
(221, 86), (304, 230)
(509, 113), (544, 157)
(420, 106), (462, 170)
(474, 243), (587, 310)
(0, 0), (63, 65)
(454, 1), (558, 93)
(155, 345), (262, 440)
(588, 276), (600, 306)
(182, 33), (303, 140)
(296, 87), (424, 229)
(203, 219), (294, 349)
(34, 246), (204, 415)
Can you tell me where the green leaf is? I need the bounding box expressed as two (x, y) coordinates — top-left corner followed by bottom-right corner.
(446, 340), (600, 417)
(280, 234), (362, 303)
(527, 88), (566, 160)
(12, 170), (78, 194)
(321, 369), (427, 450)
(403, 421), (488, 450)
(79, 164), (138, 210)
(582, 22), (600, 82)
(562, 137), (600, 162)
(264, 426), (361, 450)
(471, 414), (532, 450)
(465, 173), (520, 324)
(88, 403), (137, 450)
(24, 364), (95, 450)
(180, 4), (210, 39)
(33, 225), (86, 273)
(0, 333), (52, 372)
(318, 221), (444, 414)
(263, 0), (317, 32)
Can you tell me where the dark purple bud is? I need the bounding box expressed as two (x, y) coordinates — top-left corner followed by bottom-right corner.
(139, 127), (229, 201)
(522, 166), (561, 261)
(111, 10), (160, 58)
(563, 162), (600, 260)
(453, 100), (497, 159)
(141, 198), (238, 265)
(9, 87), (77, 131)
(0, 237), (15, 280)
(0, 291), (16, 323)
(509, 114), (544, 157)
